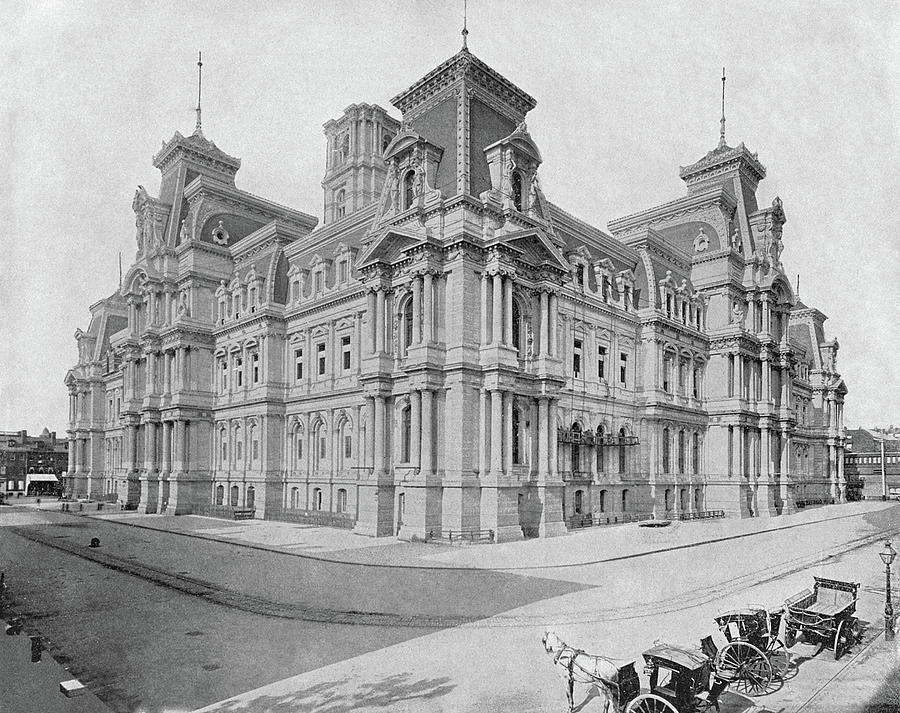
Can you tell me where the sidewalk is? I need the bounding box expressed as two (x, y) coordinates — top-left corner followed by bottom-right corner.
(73, 500), (898, 571)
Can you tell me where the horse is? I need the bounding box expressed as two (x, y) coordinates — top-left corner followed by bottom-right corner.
(542, 630), (632, 713)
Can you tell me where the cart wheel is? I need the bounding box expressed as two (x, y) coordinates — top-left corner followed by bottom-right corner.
(834, 619), (855, 660)
(715, 641), (773, 696)
(767, 637), (791, 680)
(624, 693), (679, 713)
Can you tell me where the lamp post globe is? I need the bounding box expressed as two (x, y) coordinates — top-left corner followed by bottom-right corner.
(881, 540), (896, 640)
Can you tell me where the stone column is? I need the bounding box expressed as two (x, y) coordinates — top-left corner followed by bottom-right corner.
(503, 392), (513, 474)
(67, 437), (76, 473)
(490, 389), (503, 476)
(549, 292), (559, 356)
(539, 290), (549, 356)
(481, 274), (490, 346)
(161, 421), (172, 474)
(375, 289), (385, 353)
(173, 420), (186, 471)
(366, 290), (377, 354)
(478, 389), (488, 476)
(421, 389), (433, 477)
(492, 273), (503, 345)
(504, 275), (513, 346)
(410, 390), (421, 469)
(537, 397), (549, 479)
(412, 275), (422, 346)
(423, 272), (433, 343)
(144, 422), (157, 472)
(374, 395), (386, 477)
(549, 398), (559, 477)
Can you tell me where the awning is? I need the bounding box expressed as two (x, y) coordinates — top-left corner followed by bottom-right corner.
(26, 473), (59, 483)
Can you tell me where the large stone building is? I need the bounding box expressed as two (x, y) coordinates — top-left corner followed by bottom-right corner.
(65, 41), (849, 540)
(844, 428), (900, 500)
(0, 428), (68, 498)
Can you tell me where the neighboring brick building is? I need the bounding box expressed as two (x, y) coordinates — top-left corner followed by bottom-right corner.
(65, 40), (848, 539)
(0, 428), (68, 499)
(844, 428), (900, 500)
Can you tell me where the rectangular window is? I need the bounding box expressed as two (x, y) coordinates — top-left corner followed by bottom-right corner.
(693, 368), (700, 398)
(315, 272), (323, 294)
(678, 361), (686, 394)
(317, 343), (326, 376)
(342, 335), (351, 371)
(294, 349), (303, 381)
(319, 436), (326, 458)
(663, 357), (671, 393)
(597, 346), (607, 380)
(221, 361), (228, 390)
(296, 439), (303, 459)
(339, 261), (348, 283)
(252, 353), (259, 384)
(619, 353), (628, 385)
(236, 441), (242, 461)
(252, 440), (259, 461)
(344, 435), (352, 459)
(573, 339), (582, 377)
(236, 358), (243, 387)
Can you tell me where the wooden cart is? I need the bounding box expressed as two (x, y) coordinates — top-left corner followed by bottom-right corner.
(783, 576), (862, 660)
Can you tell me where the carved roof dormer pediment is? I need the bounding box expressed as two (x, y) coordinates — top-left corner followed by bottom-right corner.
(356, 227), (429, 270)
(495, 227), (570, 273)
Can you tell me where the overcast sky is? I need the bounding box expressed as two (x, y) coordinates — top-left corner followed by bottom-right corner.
(2, 0), (898, 434)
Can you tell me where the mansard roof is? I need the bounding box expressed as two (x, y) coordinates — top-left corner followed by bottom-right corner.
(152, 129), (242, 176)
(391, 47), (536, 119)
(678, 141), (766, 187)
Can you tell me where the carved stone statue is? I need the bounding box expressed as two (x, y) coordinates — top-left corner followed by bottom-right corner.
(178, 291), (190, 317)
(730, 225), (740, 251)
(731, 300), (746, 325)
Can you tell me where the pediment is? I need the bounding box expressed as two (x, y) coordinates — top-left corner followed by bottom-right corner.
(356, 227), (428, 269)
(497, 228), (570, 272)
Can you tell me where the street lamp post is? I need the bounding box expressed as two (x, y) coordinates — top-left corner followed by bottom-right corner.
(880, 540), (897, 641)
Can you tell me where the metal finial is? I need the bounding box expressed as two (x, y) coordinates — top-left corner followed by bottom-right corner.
(796, 273), (800, 298)
(718, 66), (726, 149)
(195, 51), (203, 136)
(462, 0), (468, 49)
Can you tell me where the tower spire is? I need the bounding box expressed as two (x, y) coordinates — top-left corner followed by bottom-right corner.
(718, 66), (726, 149)
(194, 51), (203, 136)
(461, 0), (468, 49)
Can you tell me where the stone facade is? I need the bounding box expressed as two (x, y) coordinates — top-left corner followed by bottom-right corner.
(65, 46), (848, 539)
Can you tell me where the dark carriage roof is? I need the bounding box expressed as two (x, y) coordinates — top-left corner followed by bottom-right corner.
(642, 643), (709, 671)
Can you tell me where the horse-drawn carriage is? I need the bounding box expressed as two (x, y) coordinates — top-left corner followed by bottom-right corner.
(783, 576), (862, 660)
(542, 632), (728, 713)
(706, 605), (790, 695)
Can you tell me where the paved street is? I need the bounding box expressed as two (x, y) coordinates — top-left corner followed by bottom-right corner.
(0, 501), (898, 713)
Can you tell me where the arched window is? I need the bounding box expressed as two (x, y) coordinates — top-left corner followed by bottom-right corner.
(574, 489), (584, 515)
(403, 171), (415, 210)
(215, 484), (224, 505)
(622, 488), (630, 512)
(599, 489), (607, 513)
(290, 487), (299, 509)
(335, 189), (346, 220)
(664, 488), (671, 512)
(401, 405), (412, 463)
(694, 487), (702, 512)
(403, 298), (414, 350)
(512, 407), (522, 464)
(230, 485), (239, 507)
(596, 425), (604, 472)
(338, 133), (350, 163)
(511, 171), (523, 211)
(571, 422), (582, 473)
(662, 427), (671, 473)
(679, 488), (687, 512)
(618, 428), (627, 473)
(219, 429), (228, 466)
(336, 488), (348, 514)
(511, 299), (521, 353)
(677, 430), (685, 474)
(246, 486), (255, 509)
(312, 488), (323, 511)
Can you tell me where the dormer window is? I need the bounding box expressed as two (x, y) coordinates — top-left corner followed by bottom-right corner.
(335, 189), (346, 220)
(403, 170), (415, 210)
(511, 171), (523, 211)
(339, 261), (348, 284)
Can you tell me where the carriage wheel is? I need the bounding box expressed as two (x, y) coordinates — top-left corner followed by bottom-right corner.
(767, 637), (791, 680)
(833, 619), (857, 660)
(624, 693), (679, 713)
(716, 641), (773, 696)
